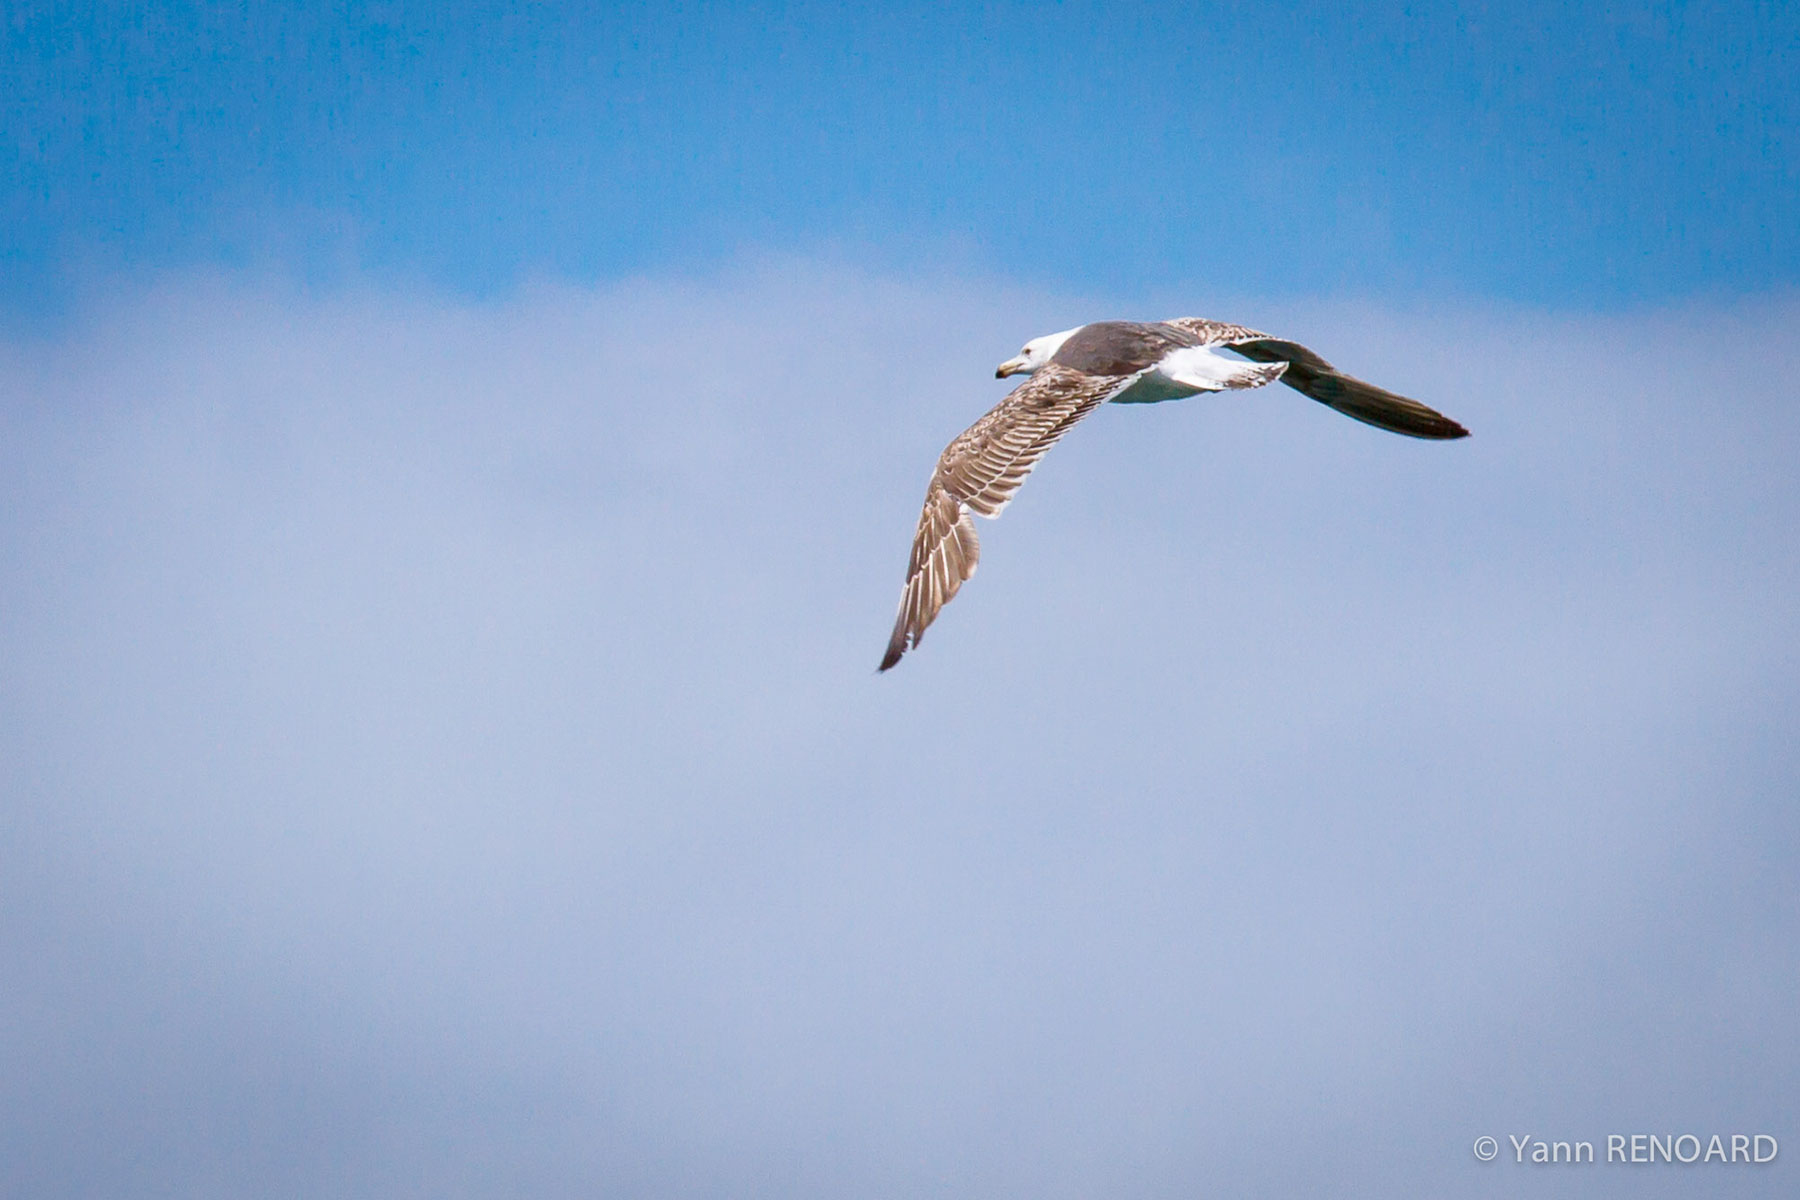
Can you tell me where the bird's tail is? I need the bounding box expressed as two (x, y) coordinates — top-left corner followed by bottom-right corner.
(1230, 338), (1469, 440)
(1160, 351), (1289, 393)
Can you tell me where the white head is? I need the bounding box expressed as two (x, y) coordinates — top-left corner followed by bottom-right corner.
(995, 326), (1081, 378)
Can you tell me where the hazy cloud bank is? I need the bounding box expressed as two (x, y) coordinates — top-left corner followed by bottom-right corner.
(2, 263), (1796, 1198)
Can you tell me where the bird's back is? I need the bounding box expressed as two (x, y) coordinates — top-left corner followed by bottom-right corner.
(1048, 321), (1198, 376)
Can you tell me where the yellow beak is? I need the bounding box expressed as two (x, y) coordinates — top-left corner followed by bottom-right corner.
(996, 357), (1027, 378)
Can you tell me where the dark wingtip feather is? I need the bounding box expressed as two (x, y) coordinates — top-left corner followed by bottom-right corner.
(1226, 337), (1470, 441)
(1297, 371), (1470, 440)
(878, 621), (912, 672)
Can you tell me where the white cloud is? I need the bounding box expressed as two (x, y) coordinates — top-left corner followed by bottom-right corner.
(2, 264), (1796, 1198)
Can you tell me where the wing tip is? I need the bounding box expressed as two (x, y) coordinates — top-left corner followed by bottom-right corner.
(878, 615), (915, 672)
(1417, 415), (1471, 440)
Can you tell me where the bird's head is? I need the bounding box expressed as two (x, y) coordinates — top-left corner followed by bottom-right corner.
(996, 327), (1080, 378)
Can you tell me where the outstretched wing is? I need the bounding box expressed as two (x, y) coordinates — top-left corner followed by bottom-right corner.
(879, 365), (1130, 671)
(879, 482), (980, 674)
(1159, 318), (1469, 440)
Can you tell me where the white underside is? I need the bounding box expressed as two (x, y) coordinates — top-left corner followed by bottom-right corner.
(1109, 346), (1286, 404)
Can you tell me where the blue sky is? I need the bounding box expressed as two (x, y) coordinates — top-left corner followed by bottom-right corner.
(3, 4), (1798, 1198)
(6, 0), (1797, 317)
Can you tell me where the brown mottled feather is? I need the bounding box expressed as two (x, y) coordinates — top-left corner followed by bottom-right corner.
(879, 366), (1127, 671)
(1158, 317), (1269, 346)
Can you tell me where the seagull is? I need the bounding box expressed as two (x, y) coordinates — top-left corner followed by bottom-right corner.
(879, 318), (1468, 671)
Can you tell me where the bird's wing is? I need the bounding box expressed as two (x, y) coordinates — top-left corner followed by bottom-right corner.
(879, 365), (1130, 671)
(879, 483), (980, 674)
(1158, 317), (1269, 345)
(1160, 318), (1469, 440)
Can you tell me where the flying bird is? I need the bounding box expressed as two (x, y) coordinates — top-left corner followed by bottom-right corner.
(879, 318), (1468, 671)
